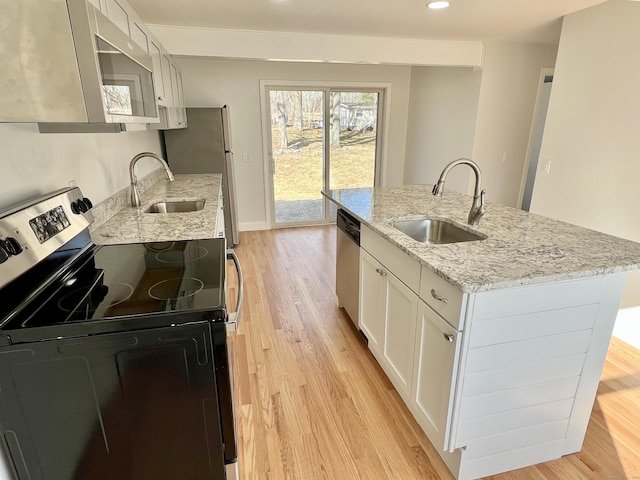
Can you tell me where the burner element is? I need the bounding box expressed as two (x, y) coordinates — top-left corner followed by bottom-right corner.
(155, 246), (208, 264)
(148, 278), (204, 301)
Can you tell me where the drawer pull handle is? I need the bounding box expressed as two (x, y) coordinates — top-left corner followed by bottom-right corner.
(431, 289), (448, 304)
(376, 268), (387, 277)
(443, 333), (454, 342)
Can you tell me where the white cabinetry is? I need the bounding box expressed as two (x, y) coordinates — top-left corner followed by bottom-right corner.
(356, 221), (628, 480)
(360, 250), (418, 401)
(168, 63), (188, 128)
(411, 300), (461, 452)
(360, 227), (421, 402)
(1, 0), (186, 129)
(103, 0), (130, 35)
(359, 251), (385, 353)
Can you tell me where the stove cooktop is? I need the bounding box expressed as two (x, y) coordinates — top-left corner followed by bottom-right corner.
(0, 238), (227, 338)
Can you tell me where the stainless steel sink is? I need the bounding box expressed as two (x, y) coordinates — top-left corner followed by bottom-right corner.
(390, 218), (486, 244)
(144, 199), (206, 213)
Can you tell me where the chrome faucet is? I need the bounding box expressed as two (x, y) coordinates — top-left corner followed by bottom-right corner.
(432, 158), (486, 226)
(129, 152), (175, 207)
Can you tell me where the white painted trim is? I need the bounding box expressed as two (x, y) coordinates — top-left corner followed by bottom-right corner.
(258, 81), (274, 229)
(148, 25), (484, 68)
(238, 220), (269, 232)
(517, 67), (555, 209)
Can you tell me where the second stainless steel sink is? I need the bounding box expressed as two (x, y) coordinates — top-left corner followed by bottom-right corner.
(391, 218), (486, 244)
(144, 199), (206, 213)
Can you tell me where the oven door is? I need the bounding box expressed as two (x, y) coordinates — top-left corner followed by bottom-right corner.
(0, 322), (226, 480)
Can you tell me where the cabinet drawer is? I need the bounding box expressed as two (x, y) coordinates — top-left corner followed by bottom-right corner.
(420, 267), (465, 330)
(361, 225), (421, 293)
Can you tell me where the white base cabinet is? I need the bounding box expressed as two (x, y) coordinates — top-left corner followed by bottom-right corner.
(357, 224), (628, 480)
(359, 250), (418, 402)
(410, 300), (461, 452)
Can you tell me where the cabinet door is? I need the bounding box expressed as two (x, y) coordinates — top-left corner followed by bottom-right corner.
(149, 40), (168, 106)
(169, 63), (187, 128)
(161, 53), (175, 106)
(382, 273), (418, 401)
(103, 0), (130, 35)
(175, 68), (187, 127)
(411, 301), (461, 452)
(359, 250), (386, 355)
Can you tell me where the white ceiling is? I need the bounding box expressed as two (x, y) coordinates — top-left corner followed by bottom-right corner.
(127, 0), (607, 45)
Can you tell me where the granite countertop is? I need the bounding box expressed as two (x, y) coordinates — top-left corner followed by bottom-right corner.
(92, 174), (222, 245)
(324, 185), (640, 293)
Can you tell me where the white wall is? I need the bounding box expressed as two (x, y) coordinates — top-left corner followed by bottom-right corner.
(471, 42), (558, 207)
(176, 57), (412, 230)
(529, 0), (640, 307)
(0, 124), (163, 210)
(403, 67), (482, 192)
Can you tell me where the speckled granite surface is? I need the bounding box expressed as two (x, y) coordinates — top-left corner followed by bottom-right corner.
(91, 174), (222, 245)
(89, 168), (168, 233)
(324, 185), (640, 293)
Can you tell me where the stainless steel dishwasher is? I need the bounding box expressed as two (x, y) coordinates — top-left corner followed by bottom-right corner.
(336, 209), (361, 326)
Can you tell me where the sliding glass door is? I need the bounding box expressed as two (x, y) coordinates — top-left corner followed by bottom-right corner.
(266, 87), (383, 226)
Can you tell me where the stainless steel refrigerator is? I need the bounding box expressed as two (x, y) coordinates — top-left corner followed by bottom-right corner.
(163, 106), (240, 245)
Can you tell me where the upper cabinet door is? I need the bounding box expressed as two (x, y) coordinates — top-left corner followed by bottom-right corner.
(149, 40), (168, 107)
(103, 0), (130, 35)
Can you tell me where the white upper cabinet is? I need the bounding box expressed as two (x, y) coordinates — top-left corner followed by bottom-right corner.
(1, 0), (186, 129)
(103, 0), (130, 35)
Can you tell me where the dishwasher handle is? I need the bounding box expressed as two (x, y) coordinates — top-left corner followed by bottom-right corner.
(226, 248), (244, 329)
(337, 209), (361, 245)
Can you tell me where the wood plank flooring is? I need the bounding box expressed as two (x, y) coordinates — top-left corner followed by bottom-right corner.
(227, 225), (640, 480)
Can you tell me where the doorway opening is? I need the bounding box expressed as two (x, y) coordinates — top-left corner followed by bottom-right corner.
(264, 86), (384, 226)
(519, 68), (554, 211)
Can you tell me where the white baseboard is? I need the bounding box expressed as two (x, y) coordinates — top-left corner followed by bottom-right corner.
(239, 221), (269, 232)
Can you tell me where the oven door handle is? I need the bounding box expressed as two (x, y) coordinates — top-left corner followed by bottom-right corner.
(226, 248), (244, 329)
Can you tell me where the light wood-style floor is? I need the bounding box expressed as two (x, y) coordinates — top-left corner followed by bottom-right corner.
(227, 225), (640, 480)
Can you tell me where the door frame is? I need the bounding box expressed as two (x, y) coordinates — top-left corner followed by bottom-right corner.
(259, 80), (391, 229)
(517, 67), (554, 211)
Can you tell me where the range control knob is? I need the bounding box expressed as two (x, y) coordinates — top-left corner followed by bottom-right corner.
(0, 246), (8, 264)
(72, 198), (94, 214)
(4, 237), (23, 256)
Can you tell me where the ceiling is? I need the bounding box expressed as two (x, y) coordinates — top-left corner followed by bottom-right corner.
(127, 0), (607, 45)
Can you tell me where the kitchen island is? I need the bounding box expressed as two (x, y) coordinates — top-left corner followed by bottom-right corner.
(91, 174), (224, 245)
(323, 185), (640, 480)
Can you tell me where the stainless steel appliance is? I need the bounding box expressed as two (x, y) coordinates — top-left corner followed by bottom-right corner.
(164, 107), (240, 245)
(0, 188), (242, 480)
(336, 209), (361, 326)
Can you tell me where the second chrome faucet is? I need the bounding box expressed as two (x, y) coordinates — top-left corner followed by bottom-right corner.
(432, 158), (486, 226)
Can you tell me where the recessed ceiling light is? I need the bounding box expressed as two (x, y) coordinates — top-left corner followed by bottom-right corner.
(427, 1), (450, 9)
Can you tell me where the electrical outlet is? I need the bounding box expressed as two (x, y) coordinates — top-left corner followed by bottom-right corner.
(68, 180), (77, 187)
(242, 153), (251, 163)
(542, 160), (552, 174)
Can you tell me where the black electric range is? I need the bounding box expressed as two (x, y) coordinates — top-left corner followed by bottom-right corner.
(0, 233), (227, 344)
(0, 187), (239, 480)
